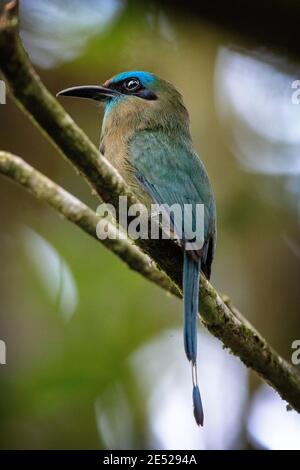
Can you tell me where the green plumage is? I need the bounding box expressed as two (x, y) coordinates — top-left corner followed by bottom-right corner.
(58, 70), (216, 426)
(102, 72), (217, 427)
(129, 129), (215, 426)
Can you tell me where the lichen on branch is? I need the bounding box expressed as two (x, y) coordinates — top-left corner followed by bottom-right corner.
(1, 1), (300, 413)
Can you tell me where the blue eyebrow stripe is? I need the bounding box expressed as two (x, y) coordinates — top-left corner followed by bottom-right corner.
(110, 71), (156, 86)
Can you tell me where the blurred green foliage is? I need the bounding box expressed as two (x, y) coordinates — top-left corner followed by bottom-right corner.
(0, 0), (299, 449)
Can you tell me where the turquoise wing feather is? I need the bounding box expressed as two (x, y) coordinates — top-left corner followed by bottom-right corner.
(129, 130), (216, 426)
(129, 130), (216, 261)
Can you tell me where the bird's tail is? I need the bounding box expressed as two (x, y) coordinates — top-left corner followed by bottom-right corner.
(183, 250), (204, 426)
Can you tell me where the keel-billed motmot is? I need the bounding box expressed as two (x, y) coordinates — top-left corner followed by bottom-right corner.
(58, 71), (217, 426)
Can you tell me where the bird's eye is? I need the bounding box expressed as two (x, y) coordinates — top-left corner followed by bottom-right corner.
(123, 78), (141, 92)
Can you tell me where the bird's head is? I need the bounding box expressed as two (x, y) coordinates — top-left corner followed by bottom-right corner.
(57, 71), (190, 135)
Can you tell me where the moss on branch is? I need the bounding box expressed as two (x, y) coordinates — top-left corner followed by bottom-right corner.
(1, 2), (300, 413)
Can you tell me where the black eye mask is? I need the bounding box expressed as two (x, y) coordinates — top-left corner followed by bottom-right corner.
(109, 78), (157, 100)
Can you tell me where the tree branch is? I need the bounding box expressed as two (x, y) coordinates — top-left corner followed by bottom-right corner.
(1, 2), (300, 413)
(0, 151), (178, 297)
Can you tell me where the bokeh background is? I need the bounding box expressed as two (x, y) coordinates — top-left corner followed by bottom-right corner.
(0, 0), (300, 449)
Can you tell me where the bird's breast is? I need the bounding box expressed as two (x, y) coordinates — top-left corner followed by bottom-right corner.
(100, 125), (152, 206)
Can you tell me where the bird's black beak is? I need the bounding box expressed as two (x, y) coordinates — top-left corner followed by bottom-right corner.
(56, 85), (120, 102)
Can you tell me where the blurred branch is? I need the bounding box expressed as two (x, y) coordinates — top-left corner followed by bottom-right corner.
(1, 1), (300, 414)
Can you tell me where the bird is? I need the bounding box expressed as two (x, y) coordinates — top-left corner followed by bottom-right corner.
(57, 71), (216, 426)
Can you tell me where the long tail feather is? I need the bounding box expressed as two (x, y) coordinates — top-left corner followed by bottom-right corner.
(183, 251), (200, 364)
(183, 251), (204, 426)
(192, 364), (204, 426)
